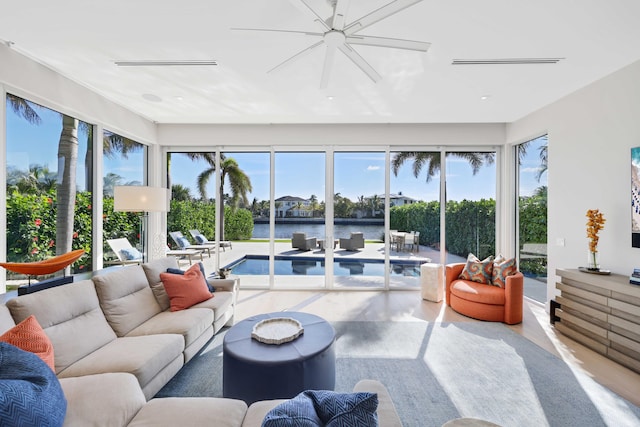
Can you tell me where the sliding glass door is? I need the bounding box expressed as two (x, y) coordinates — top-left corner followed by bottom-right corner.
(389, 151), (442, 288)
(333, 151), (385, 288)
(516, 136), (548, 302)
(274, 151), (326, 288)
(445, 151), (497, 263)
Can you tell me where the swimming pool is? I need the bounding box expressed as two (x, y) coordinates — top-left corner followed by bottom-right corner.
(224, 255), (422, 277)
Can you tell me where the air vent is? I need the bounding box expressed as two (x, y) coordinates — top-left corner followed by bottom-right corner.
(452, 58), (563, 65)
(114, 60), (217, 66)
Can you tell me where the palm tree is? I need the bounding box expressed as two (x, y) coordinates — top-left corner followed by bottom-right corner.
(309, 194), (319, 217)
(56, 114), (79, 257)
(171, 184), (192, 201)
(391, 151), (495, 182)
(535, 144), (548, 182)
(195, 155), (252, 240)
(7, 164), (56, 194)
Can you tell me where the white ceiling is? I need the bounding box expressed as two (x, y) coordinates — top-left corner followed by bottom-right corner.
(2, 0), (640, 124)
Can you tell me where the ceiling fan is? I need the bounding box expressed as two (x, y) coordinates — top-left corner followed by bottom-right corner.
(233, 0), (430, 88)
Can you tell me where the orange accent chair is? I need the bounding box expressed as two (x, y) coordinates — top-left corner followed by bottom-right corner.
(445, 262), (524, 325)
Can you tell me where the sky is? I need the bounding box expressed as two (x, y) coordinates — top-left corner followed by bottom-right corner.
(6, 98), (547, 202)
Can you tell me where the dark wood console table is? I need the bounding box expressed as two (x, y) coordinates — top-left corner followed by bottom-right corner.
(555, 268), (640, 374)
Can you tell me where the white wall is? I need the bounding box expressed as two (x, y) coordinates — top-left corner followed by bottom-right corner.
(0, 44), (156, 144)
(507, 59), (640, 303)
(157, 123), (505, 148)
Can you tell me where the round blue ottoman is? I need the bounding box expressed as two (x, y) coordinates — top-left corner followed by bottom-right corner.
(223, 312), (336, 405)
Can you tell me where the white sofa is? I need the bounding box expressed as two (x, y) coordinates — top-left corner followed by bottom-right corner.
(0, 257), (402, 426)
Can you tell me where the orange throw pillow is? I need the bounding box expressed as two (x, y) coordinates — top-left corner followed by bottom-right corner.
(160, 263), (214, 311)
(0, 315), (55, 371)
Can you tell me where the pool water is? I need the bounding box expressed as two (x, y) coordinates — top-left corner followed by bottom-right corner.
(225, 255), (422, 277)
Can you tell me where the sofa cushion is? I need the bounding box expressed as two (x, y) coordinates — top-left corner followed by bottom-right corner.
(125, 307), (213, 351)
(57, 334), (184, 390)
(450, 279), (506, 305)
(0, 315), (55, 371)
(160, 265), (214, 311)
(60, 373), (145, 427)
(6, 279), (117, 374)
(142, 257), (181, 311)
(0, 342), (67, 427)
(128, 397), (248, 427)
(492, 257), (518, 288)
(0, 304), (15, 334)
(93, 265), (162, 336)
(458, 253), (494, 285)
(191, 291), (233, 322)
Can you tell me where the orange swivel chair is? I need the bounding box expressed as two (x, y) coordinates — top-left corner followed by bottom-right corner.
(445, 263), (524, 325)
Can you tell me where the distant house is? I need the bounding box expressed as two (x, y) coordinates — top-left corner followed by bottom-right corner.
(388, 193), (417, 207)
(275, 196), (312, 218)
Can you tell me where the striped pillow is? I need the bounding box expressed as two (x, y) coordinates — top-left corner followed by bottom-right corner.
(458, 253), (494, 285)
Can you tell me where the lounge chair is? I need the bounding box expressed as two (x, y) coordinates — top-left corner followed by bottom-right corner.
(339, 232), (365, 251)
(169, 231), (216, 257)
(189, 229), (232, 251)
(107, 238), (202, 265)
(105, 238), (144, 265)
(292, 232), (317, 251)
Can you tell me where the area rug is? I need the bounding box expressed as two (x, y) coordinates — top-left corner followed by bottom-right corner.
(156, 321), (640, 427)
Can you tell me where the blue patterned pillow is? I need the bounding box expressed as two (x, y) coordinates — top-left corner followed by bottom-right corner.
(166, 262), (215, 292)
(120, 247), (142, 260)
(309, 390), (378, 426)
(177, 237), (191, 248)
(0, 342), (67, 427)
(195, 235), (207, 244)
(263, 390), (378, 427)
(262, 391), (322, 426)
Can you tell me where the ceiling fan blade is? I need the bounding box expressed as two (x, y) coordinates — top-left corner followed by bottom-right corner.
(332, 0), (351, 30)
(290, 0), (332, 31)
(343, 0), (423, 35)
(337, 43), (382, 83)
(346, 35), (430, 52)
(267, 40), (325, 74)
(320, 45), (338, 89)
(231, 28), (323, 37)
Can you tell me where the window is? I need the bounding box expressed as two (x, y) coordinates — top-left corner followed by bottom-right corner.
(6, 94), (93, 279)
(516, 135), (548, 303)
(102, 131), (146, 262)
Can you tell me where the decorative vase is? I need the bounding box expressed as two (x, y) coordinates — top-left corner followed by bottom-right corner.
(587, 250), (600, 271)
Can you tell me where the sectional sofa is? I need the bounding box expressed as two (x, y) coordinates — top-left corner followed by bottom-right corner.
(0, 257), (403, 426)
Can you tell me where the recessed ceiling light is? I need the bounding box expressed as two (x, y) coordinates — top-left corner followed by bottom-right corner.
(142, 94), (162, 102)
(327, 96), (334, 100)
(480, 95), (491, 100)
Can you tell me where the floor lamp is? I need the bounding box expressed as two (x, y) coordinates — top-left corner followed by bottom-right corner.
(113, 186), (169, 263)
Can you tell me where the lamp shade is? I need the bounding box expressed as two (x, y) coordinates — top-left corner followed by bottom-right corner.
(113, 186), (170, 212)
